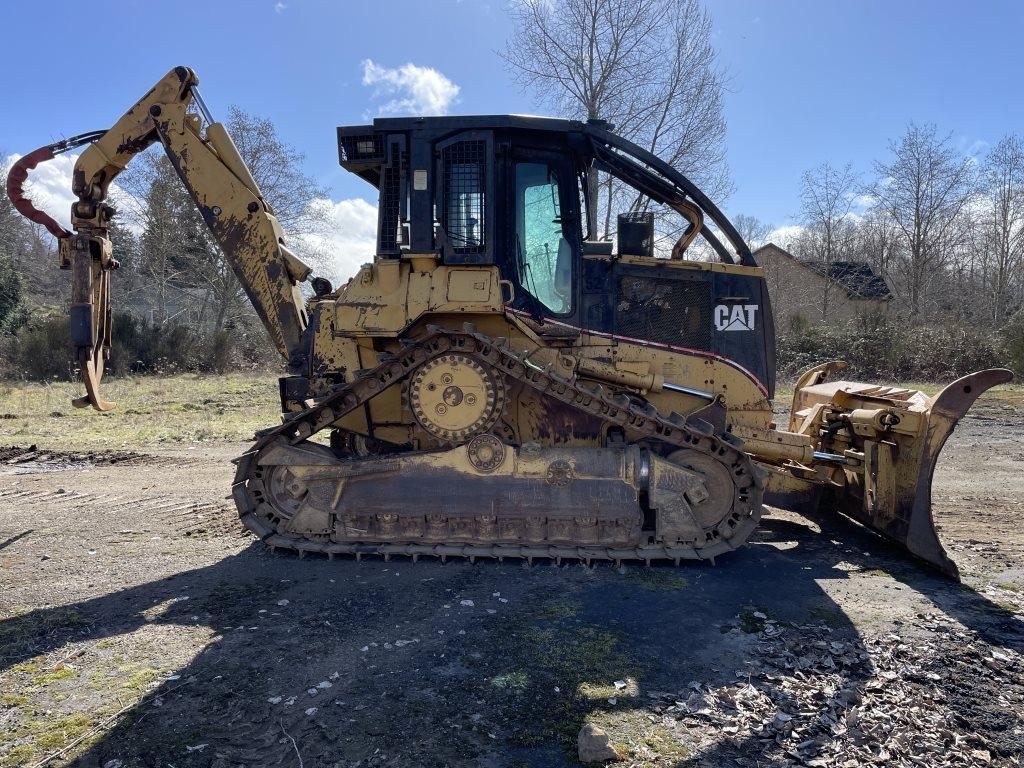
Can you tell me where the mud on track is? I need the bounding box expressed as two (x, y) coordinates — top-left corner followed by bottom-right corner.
(0, 396), (1022, 767)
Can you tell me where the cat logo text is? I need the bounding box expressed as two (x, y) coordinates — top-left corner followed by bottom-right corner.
(714, 304), (758, 332)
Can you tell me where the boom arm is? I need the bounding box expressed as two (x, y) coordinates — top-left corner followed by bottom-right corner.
(60, 67), (311, 408)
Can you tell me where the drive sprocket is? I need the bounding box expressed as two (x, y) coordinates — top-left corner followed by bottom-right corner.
(407, 352), (506, 442)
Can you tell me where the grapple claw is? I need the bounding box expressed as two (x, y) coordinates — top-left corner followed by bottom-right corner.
(67, 235), (116, 411)
(5, 132), (115, 412)
(73, 356), (116, 411)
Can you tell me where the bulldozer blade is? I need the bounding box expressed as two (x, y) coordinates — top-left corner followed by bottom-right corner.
(897, 368), (1012, 575)
(833, 368), (1011, 578)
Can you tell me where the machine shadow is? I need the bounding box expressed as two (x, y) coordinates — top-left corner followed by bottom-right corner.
(800, 507), (1024, 651)
(0, 511), (1018, 768)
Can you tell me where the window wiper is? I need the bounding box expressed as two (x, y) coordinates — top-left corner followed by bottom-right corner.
(515, 233), (545, 320)
(523, 260), (540, 299)
(515, 232), (527, 277)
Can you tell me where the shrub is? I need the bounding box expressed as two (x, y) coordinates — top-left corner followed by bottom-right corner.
(2, 314), (75, 381)
(1, 310), (279, 381)
(109, 314), (203, 374)
(1001, 309), (1024, 377)
(776, 319), (1008, 382)
(0, 251), (26, 334)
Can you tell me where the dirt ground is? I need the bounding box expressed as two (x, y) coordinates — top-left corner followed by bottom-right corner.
(1, 381), (1022, 767)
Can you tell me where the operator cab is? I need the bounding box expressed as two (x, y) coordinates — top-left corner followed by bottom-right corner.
(338, 116), (775, 398)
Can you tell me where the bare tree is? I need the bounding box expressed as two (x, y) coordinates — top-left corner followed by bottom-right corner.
(135, 154), (216, 325)
(798, 162), (859, 320)
(0, 175), (31, 263)
(503, 0), (731, 238)
(850, 208), (900, 283)
(119, 107), (331, 332)
(225, 107), (330, 240)
(869, 123), (976, 318)
(938, 206), (987, 322)
(980, 134), (1024, 324)
(0, 153), (63, 305)
(732, 214), (773, 249)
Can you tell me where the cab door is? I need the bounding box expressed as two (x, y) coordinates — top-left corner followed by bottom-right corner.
(507, 150), (581, 326)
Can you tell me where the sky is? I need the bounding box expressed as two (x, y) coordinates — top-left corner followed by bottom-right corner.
(3, 0), (1023, 281)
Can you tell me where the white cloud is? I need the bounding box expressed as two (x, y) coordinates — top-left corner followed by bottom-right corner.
(296, 197), (378, 284)
(848, 192), (876, 213)
(4, 151), (80, 230)
(764, 224), (805, 247)
(274, 1), (287, 12)
(962, 137), (988, 158)
(361, 59), (460, 116)
(5, 152), (376, 287)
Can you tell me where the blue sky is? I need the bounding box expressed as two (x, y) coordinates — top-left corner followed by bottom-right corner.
(3, 0), (1023, 275)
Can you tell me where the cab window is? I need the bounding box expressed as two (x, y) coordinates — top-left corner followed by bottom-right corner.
(514, 162), (573, 315)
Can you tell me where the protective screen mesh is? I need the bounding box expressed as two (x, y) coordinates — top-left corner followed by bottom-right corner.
(442, 140), (487, 254)
(378, 156), (401, 254)
(340, 134), (384, 162)
(615, 275), (714, 350)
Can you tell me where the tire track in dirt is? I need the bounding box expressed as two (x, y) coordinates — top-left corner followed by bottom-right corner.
(1, 445), (206, 468)
(0, 452), (245, 542)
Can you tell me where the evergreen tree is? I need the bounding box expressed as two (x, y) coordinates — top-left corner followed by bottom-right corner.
(0, 190), (27, 332)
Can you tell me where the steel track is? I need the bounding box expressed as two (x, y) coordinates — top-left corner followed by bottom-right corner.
(232, 325), (764, 564)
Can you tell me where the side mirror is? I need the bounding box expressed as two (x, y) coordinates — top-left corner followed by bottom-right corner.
(618, 212), (654, 258)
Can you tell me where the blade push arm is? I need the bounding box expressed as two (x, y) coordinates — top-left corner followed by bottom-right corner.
(67, 66), (311, 407)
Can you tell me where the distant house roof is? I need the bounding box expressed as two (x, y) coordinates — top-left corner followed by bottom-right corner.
(799, 260), (892, 300)
(753, 243), (892, 300)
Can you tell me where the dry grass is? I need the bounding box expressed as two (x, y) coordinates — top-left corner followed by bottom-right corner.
(0, 373), (281, 450)
(1, 372), (1017, 453)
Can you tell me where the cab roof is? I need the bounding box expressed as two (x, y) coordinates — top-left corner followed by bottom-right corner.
(340, 114), (608, 135)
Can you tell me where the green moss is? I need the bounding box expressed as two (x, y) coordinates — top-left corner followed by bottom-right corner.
(32, 666), (77, 685)
(122, 668), (159, 691)
(84, 671), (110, 690)
(995, 582), (1022, 593)
(0, 745), (34, 767)
(737, 607), (769, 634)
(468, 599), (638, 755)
(1, 711), (100, 762)
(0, 693), (28, 707)
(623, 569), (688, 591)
(639, 726), (689, 758)
(534, 599), (581, 620)
(30, 712), (94, 751)
(588, 712), (690, 762)
(490, 671), (529, 691)
(523, 624), (624, 680)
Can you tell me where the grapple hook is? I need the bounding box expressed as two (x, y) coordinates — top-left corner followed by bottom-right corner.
(5, 131), (113, 411)
(5, 131), (106, 239)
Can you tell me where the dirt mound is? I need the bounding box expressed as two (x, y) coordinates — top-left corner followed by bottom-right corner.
(1, 445), (165, 467)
